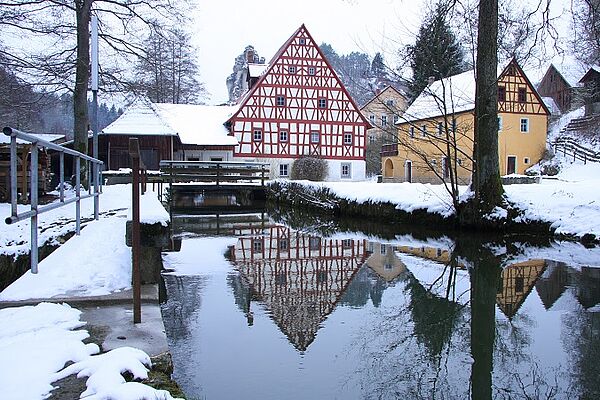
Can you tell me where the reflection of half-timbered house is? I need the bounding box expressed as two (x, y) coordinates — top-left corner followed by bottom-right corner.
(496, 260), (546, 319)
(227, 25), (371, 181)
(228, 225), (368, 351)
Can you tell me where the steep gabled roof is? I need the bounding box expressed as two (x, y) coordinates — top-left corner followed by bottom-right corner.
(360, 85), (408, 111)
(401, 59), (549, 123)
(227, 24), (370, 127)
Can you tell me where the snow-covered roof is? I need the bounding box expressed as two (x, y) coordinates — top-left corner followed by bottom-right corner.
(102, 99), (238, 146)
(401, 70), (476, 123)
(542, 96), (560, 116)
(248, 63), (269, 78)
(154, 103), (238, 146)
(102, 99), (177, 137)
(0, 132), (64, 145)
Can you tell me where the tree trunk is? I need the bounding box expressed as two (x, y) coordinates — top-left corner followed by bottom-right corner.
(74, 0), (92, 184)
(463, 0), (504, 223)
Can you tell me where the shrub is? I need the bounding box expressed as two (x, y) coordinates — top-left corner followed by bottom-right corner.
(290, 156), (328, 181)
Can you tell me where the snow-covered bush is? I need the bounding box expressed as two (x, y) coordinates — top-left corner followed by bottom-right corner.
(290, 156), (328, 181)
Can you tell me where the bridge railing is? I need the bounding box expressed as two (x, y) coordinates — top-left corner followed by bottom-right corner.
(159, 160), (270, 186)
(3, 126), (104, 274)
(552, 138), (600, 164)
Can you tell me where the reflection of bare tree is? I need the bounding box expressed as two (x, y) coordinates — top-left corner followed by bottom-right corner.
(160, 274), (207, 340)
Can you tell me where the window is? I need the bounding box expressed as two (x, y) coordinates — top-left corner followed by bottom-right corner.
(498, 116), (503, 131)
(341, 163), (351, 178)
(318, 98), (327, 108)
(368, 135), (375, 144)
(381, 115), (388, 127)
(452, 118), (457, 133)
(276, 95), (286, 106)
(369, 114), (375, 124)
(520, 118), (529, 133)
(187, 157), (200, 161)
(524, 157), (530, 165)
(518, 87), (527, 103)
(279, 163), (289, 177)
(437, 122), (443, 136)
(515, 277), (524, 293)
(409, 126), (415, 138)
(308, 67), (316, 76)
(430, 159), (437, 166)
(394, 115), (400, 124)
(288, 65), (296, 74)
(421, 124), (427, 137)
(498, 86), (506, 102)
(342, 239), (353, 249)
(384, 263), (393, 271)
(253, 129), (262, 141)
(310, 131), (320, 143)
(279, 130), (288, 142)
(386, 99), (395, 107)
(380, 244), (387, 254)
(252, 239), (263, 253)
(309, 237), (321, 250)
(506, 65), (516, 76)
(299, 38), (306, 45)
(344, 132), (353, 145)
(279, 238), (289, 251)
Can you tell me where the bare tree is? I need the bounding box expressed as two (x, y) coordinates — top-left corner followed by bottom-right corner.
(133, 27), (207, 104)
(0, 0), (190, 175)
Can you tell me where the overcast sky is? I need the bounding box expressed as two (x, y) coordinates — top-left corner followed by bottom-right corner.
(190, 0), (574, 104)
(191, 0), (425, 103)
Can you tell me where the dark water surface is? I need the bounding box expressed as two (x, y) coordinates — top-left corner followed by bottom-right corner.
(160, 210), (600, 400)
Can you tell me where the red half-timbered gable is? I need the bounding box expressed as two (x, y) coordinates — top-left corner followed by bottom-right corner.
(497, 60), (549, 116)
(227, 25), (370, 162)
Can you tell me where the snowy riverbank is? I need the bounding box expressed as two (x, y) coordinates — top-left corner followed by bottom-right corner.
(286, 156), (600, 240)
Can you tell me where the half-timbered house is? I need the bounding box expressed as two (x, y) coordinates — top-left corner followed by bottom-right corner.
(382, 59), (549, 183)
(226, 25), (371, 181)
(228, 224), (368, 351)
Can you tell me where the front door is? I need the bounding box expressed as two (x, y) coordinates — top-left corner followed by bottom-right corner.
(405, 161), (412, 183)
(507, 156), (517, 175)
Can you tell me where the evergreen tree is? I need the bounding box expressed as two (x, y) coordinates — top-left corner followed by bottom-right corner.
(407, 2), (468, 99)
(371, 52), (386, 79)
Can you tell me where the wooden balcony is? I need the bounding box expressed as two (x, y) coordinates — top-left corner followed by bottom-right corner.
(380, 143), (398, 157)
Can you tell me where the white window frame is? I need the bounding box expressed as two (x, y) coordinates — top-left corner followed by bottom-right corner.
(381, 115), (388, 127)
(310, 131), (320, 143)
(276, 95), (285, 107)
(344, 132), (353, 145)
(437, 122), (443, 136)
(520, 118), (529, 133)
(421, 124), (427, 137)
(369, 114), (375, 124)
(341, 162), (352, 179)
(279, 130), (288, 142)
(288, 65), (296, 74)
(308, 67), (316, 76)
(523, 157), (530, 165)
(318, 98), (327, 108)
(253, 129), (262, 141)
(409, 126), (415, 138)
(279, 163), (289, 177)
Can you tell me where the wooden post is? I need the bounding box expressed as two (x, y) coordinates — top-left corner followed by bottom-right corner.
(129, 138), (141, 324)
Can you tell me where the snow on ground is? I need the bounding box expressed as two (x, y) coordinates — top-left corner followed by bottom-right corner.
(0, 185), (168, 301)
(0, 184), (168, 257)
(0, 303), (181, 400)
(299, 158), (600, 239)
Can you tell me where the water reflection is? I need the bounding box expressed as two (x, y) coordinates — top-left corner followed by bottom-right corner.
(160, 210), (600, 400)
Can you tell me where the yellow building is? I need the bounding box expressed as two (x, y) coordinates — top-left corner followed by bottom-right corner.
(361, 86), (409, 176)
(382, 60), (549, 183)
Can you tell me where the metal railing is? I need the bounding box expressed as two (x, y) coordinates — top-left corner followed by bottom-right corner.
(552, 138), (600, 164)
(159, 160), (270, 188)
(3, 126), (104, 274)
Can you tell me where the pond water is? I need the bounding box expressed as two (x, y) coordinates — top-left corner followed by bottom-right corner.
(160, 208), (600, 400)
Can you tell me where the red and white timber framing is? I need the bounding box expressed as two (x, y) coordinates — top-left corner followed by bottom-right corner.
(227, 24), (371, 181)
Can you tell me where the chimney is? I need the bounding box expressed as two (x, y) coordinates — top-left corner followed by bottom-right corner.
(427, 76), (436, 86)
